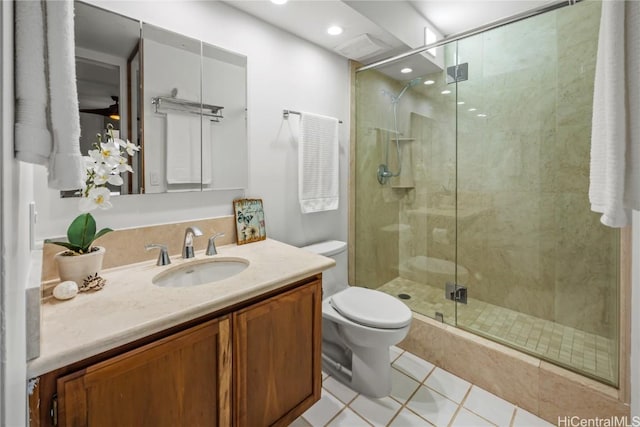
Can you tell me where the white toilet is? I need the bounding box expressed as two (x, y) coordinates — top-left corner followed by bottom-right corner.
(302, 240), (412, 398)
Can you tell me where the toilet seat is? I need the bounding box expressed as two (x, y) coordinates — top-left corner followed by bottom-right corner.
(329, 287), (412, 329)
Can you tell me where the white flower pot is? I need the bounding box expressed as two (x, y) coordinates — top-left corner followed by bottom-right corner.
(54, 246), (106, 286)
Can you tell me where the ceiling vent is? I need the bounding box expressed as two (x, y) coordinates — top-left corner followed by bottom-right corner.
(335, 33), (389, 60)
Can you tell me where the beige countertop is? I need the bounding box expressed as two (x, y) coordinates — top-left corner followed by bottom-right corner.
(28, 238), (334, 378)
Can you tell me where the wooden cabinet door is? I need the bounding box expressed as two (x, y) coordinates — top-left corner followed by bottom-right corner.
(234, 279), (322, 427)
(56, 317), (232, 427)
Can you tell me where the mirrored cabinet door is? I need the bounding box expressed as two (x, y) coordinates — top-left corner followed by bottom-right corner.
(142, 23), (203, 194)
(73, 2), (142, 196)
(202, 43), (248, 191)
(70, 1), (249, 198)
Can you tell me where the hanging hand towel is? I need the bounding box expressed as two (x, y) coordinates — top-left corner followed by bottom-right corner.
(14, 0), (52, 165)
(299, 112), (339, 213)
(589, 0), (640, 227)
(166, 112), (211, 184)
(47, 0), (84, 190)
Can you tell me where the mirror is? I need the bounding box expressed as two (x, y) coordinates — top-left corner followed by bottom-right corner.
(72, 2), (142, 196)
(69, 2), (248, 197)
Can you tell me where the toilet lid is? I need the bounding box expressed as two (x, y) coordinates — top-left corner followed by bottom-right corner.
(330, 287), (412, 329)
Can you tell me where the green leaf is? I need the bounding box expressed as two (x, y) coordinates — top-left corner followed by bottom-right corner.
(93, 228), (113, 242)
(66, 213), (97, 253)
(44, 239), (83, 253)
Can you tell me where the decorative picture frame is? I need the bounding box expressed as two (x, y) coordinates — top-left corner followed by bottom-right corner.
(233, 198), (267, 245)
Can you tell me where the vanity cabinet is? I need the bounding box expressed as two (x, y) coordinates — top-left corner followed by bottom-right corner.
(56, 317), (231, 426)
(234, 281), (321, 426)
(29, 276), (322, 427)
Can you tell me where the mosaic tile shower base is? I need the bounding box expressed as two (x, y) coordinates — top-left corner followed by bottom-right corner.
(378, 277), (615, 385)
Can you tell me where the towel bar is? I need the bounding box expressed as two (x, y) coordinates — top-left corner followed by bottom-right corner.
(283, 109), (342, 124)
(153, 96), (224, 121)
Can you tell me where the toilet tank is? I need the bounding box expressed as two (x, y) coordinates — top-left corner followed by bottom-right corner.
(301, 240), (348, 298)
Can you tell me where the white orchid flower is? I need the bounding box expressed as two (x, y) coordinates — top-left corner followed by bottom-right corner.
(115, 138), (140, 156)
(77, 127), (139, 212)
(79, 187), (112, 212)
(99, 141), (121, 168)
(93, 164), (124, 187)
(115, 155), (134, 173)
(91, 164), (111, 186)
(108, 174), (124, 186)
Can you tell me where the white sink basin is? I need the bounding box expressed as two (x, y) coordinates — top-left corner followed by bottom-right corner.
(152, 258), (249, 288)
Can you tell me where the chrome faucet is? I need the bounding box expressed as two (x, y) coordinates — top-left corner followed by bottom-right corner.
(206, 232), (225, 256)
(145, 243), (171, 266)
(182, 226), (203, 259)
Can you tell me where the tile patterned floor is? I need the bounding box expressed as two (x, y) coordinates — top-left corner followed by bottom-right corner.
(377, 277), (616, 385)
(295, 346), (554, 427)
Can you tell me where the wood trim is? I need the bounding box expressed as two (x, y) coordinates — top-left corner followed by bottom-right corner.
(138, 36), (145, 193)
(618, 226), (631, 404)
(312, 277), (322, 400)
(56, 371), (87, 427)
(232, 308), (248, 427)
(218, 317), (232, 426)
(27, 378), (41, 427)
(80, 319), (220, 388)
(348, 60), (360, 286)
(125, 42), (139, 195)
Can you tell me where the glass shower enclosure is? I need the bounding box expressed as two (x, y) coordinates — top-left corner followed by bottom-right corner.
(353, 0), (619, 386)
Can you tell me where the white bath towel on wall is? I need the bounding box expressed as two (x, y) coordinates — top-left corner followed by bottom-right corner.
(14, 0), (83, 190)
(14, 0), (52, 166)
(298, 112), (339, 213)
(589, 0), (640, 227)
(166, 112), (211, 184)
(46, 0), (84, 190)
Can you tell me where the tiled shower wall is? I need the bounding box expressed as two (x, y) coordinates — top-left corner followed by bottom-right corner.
(354, 0), (619, 383)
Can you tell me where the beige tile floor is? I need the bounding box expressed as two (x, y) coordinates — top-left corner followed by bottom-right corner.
(294, 346), (554, 427)
(377, 277), (616, 385)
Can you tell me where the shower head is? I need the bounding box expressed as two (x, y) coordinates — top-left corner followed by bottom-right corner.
(394, 77), (422, 103)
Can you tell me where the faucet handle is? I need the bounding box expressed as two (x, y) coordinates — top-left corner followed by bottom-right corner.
(206, 232), (225, 256)
(145, 243), (171, 266)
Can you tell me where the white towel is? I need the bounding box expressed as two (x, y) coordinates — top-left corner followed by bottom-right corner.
(46, 0), (84, 190)
(298, 112), (339, 213)
(589, 0), (640, 228)
(14, 0), (52, 165)
(166, 113), (211, 184)
(14, 0), (83, 190)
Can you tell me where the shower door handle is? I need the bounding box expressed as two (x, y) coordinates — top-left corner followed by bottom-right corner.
(445, 282), (468, 304)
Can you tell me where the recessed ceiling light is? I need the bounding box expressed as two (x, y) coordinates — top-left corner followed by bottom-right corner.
(271, 0), (288, 4)
(468, 108), (477, 112)
(400, 68), (413, 74)
(327, 25), (343, 36)
(423, 80), (435, 85)
(441, 90), (451, 95)
(457, 101), (465, 105)
(477, 113), (487, 117)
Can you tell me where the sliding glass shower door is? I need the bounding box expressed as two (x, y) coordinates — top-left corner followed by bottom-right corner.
(353, 0), (618, 386)
(453, 0), (618, 386)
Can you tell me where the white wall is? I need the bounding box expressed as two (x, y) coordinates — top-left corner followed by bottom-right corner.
(34, 0), (349, 250)
(2, 2), (31, 425)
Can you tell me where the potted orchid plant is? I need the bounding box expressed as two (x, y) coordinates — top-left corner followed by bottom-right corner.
(45, 124), (139, 289)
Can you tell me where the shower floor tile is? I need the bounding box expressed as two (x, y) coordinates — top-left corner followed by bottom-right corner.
(377, 277), (616, 385)
(297, 347), (553, 426)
